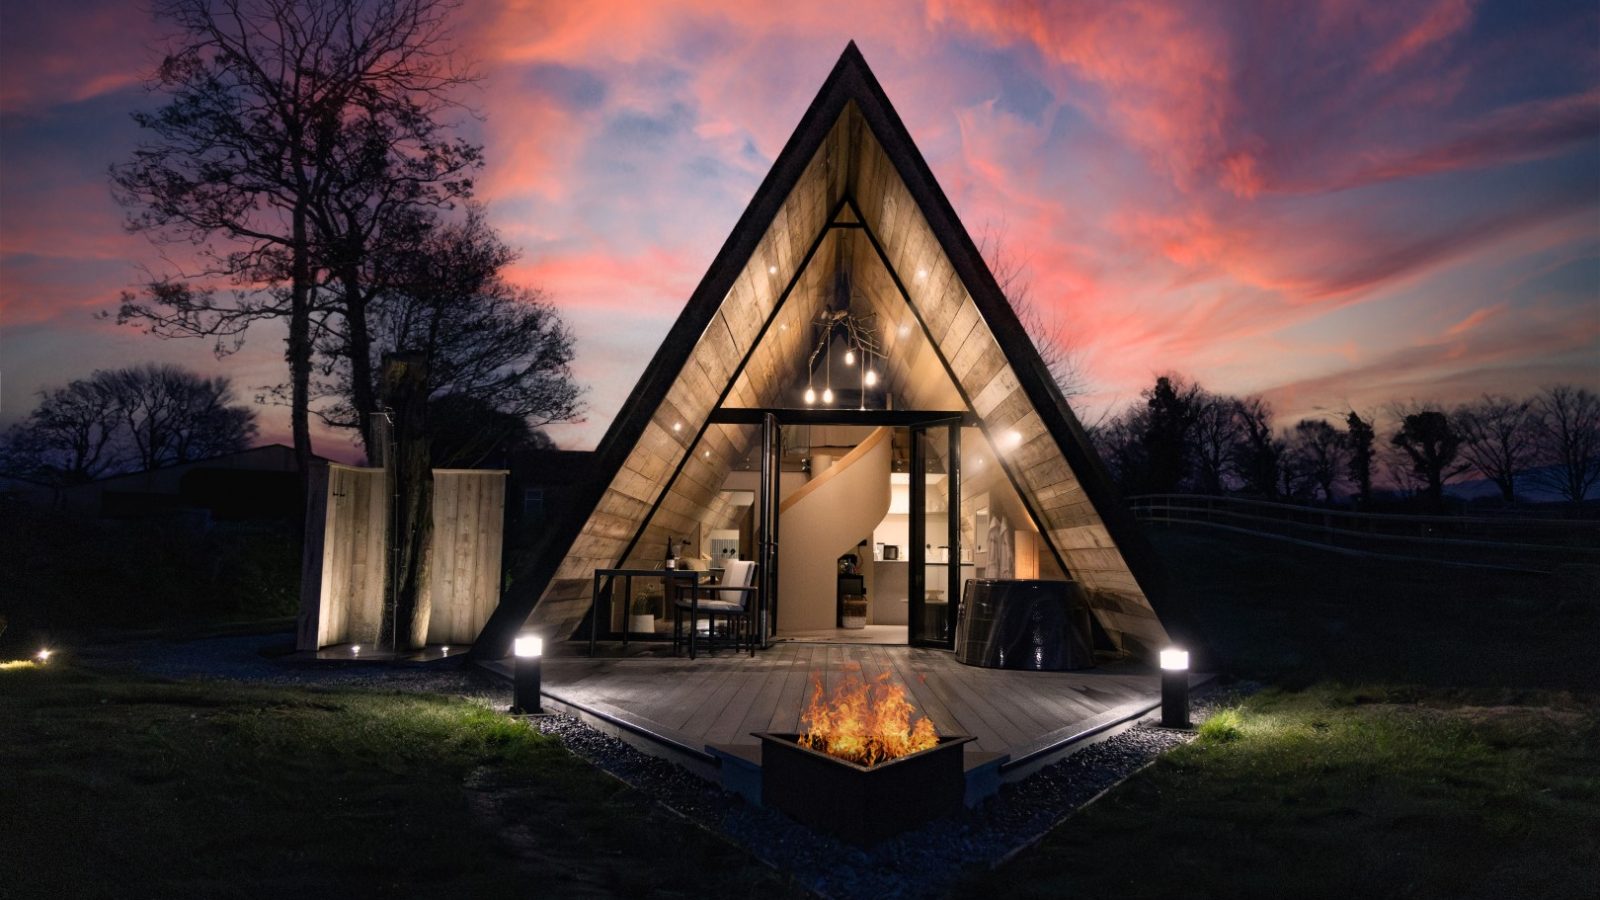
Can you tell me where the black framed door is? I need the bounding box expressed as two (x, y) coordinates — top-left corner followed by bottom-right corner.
(908, 423), (960, 649)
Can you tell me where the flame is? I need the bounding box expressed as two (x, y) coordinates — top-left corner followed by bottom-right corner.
(798, 671), (939, 767)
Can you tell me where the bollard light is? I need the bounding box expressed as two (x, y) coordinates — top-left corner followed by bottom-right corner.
(1160, 647), (1191, 728)
(512, 635), (543, 714)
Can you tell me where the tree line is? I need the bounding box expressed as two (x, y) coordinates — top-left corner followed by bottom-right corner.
(1090, 375), (1600, 512)
(2, 364), (257, 484)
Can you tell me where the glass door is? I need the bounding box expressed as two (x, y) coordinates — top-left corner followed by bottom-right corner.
(908, 423), (961, 648)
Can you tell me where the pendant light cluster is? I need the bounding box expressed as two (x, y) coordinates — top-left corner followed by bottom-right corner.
(803, 308), (883, 408)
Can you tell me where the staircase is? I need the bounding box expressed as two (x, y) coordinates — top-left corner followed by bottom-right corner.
(776, 426), (892, 632)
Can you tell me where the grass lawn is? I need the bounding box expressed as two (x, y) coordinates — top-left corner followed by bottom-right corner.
(958, 528), (1600, 900)
(958, 685), (1600, 900)
(6, 524), (1597, 899)
(0, 664), (801, 900)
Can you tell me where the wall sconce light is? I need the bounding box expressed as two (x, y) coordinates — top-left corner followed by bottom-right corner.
(512, 635), (543, 714)
(1160, 647), (1191, 728)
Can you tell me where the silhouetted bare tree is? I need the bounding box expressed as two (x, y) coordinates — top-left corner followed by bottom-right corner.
(1091, 406), (1151, 495)
(1, 365), (257, 483)
(1285, 418), (1348, 503)
(111, 0), (476, 474)
(306, 207), (582, 456)
(1454, 394), (1538, 503)
(1529, 385), (1600, 505)
(1189, 391), (1244, 494)
(1233, 396), (1282, 499)
(1, 375), (122, 483)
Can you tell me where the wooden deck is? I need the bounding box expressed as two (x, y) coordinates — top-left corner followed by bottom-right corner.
(492, 641), (1169, 795)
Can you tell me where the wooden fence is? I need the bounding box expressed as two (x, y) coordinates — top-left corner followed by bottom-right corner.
(297, 463), (508, 651)
(1128, 493), (1600, 574)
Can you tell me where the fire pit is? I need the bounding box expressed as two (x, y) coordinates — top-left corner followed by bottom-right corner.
(756, 673), (973, 845)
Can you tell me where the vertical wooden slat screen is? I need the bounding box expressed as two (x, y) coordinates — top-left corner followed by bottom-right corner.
(298, 464), (507, 651)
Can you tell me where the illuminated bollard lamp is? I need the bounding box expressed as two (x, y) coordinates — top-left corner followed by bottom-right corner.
(1160, 648), (1192, 729)
(511, 635), (543, 714)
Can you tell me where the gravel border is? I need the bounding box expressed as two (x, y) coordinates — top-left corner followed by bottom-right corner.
(529, 683), (1252, 900)
(80, 633), (1250, 899)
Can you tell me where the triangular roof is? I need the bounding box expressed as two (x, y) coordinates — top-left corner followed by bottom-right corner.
(477, 43), (1170, 658)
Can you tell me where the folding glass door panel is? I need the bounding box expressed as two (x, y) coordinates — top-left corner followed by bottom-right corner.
(908, 424), (961, 648)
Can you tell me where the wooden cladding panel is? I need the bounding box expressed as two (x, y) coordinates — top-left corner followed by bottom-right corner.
(426, 471), (507, 646)
(526, 96), (1168, 652)
(301, 464), (506, 650)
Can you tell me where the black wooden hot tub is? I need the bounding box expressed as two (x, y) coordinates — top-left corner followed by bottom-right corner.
(954, 579), (1094, 671)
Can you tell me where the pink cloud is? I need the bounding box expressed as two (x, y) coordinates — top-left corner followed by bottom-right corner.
(1445, 303), (1507, 337)
(0, 1), (157, 114)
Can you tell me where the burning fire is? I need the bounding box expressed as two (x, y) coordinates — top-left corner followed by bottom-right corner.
(799, 671), (938, 767)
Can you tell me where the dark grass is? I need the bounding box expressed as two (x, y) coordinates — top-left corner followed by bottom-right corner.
(0, 504), (301, 652)
(956, 685), (1600, 900)
(0, 664), (804, 900)
(957, 528), (1600, 899)
(1148, 526), (1600, 690)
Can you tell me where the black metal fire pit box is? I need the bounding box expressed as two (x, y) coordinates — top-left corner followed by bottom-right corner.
(755, 732), (974, 845)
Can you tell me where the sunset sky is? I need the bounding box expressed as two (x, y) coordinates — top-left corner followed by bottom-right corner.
(2, 0), (1596, 457)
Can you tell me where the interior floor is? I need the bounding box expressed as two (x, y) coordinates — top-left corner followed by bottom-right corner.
(773, 625), (908, 645)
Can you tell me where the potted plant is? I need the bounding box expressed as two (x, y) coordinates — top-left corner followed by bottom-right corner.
(629, 587), (659, 635)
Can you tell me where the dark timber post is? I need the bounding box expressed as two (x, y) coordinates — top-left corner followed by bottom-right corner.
(909, 426), (926, 644)
(759, 412), (780, 647)
(946, 422), (961, 648)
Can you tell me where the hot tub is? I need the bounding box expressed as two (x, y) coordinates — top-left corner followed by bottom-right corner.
(954, 579), (1094, 671)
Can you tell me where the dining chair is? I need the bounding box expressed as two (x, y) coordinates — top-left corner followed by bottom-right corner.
(673, 559), (758, 658)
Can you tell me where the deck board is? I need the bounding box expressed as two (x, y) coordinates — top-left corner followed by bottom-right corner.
(538, 641), (1161, 763)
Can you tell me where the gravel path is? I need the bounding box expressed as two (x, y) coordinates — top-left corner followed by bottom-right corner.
(531, 692), (1243, 900)
(74, 633), (511, 702)
(81, 631), (1245, 899)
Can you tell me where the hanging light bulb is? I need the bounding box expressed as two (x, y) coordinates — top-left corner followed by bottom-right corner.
(823, 332), (833, 403)
(865, 369), (878, 387)
(844, 347), (856, 365)
(804, 386), (816, 405)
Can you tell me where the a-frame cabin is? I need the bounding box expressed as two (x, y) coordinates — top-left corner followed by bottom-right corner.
(477, 43), (1170, 659)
